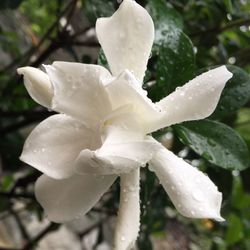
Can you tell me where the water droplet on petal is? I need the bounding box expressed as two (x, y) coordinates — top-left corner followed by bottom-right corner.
(121, 236), (126, 241)
(192, 191), (204, 202)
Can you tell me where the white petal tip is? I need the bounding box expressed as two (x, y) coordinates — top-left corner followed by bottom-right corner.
(214, 65), (233, 81)
(17, 67), (26, 75)
(214, 216), (225, 222)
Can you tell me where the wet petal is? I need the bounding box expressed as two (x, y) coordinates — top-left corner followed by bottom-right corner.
(96, 0), (154, 83)
(45, 62), (112, 128)
(105, 70), (161, 133)
(75, 126), (158, 175)
(17, 66), (53, 108)
(151, 66), (233, 131)
(149, 140), (224, 221)
(35, 174), (116, 222)
(114, 169), (140, 250)
(20, 114), (97, 179)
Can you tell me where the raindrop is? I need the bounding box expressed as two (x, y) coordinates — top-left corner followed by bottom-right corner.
(228, 57), (236, 64)
(121, 236), (126, 241)
(179, 91), (185, 97)
(232, 170), (239, 176)
(227, 13), (232, 20)
(207, 138), (216, 147)
(191, 210), (195, 216)
(192, 191), (204, 202)
(41, 148), (45, 152)
(67, 75), (73, 82)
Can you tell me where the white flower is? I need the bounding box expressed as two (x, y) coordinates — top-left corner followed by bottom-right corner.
(17, 0), (232, 249)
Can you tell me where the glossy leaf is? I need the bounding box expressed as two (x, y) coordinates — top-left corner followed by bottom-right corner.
(84, 0), (115, 24)
(98, 48), (109, 71)
(146, 0), (195, 101)
(174, 120), (250, 171)
(152, 32), (195, 101)
(211, 65), (250, 119)
(231, 176), (250, 210)
(235, 108), (250, 151)
(147, 0), (183, 46)
(226, 214), (244, 245)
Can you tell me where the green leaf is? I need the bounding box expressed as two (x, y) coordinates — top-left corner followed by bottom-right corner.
(147, 0), (183, 46)
(146, 0), (194, 101)
(226, 214), (244, 245)
(0, 0), (24, 9)
(174, 120), (250, 171)
(98, 48), (109, 70)
(224, 0), (234, 13)
(235, 108), (250, 151)
(150, 32), (195, 101)
(84, 0), (115, 25)
(211, 65), (250, 119)
(231, 175), (250, 210)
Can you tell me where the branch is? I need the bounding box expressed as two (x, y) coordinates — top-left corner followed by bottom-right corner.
(70, 41), (100, 47)
(0, 191), (35, 199)
(22, 223), (59, 250)
(78, 217), (110, 238)
(190, 17), (250, 37)
(0, 0), (78, 74)
(0, 112), (50, 135)
(0, 109), (54, 118)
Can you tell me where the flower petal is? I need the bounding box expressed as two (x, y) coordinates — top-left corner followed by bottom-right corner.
(105, 70), (161, 133)
(149, 141), (223, 221)
(114, 169), (140, 250)
(75, 126), (158, 175)
(35, 174), (116, 222)
(20, 114), (98, 179)
(17, 66), (53, 108)
(45, 62), (112, 128)
(151, 66), (233, 131)
(96, 0), (154, 83)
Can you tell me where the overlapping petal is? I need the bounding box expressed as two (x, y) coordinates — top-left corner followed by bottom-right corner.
(75, 126), (158, 175)
(45, 62), (112, 128)
(17, 67), (53, 108)
(151, 66), (233, 132)
(149, 140), (223, 221)
(105, 70), (161, 132)
(114, 169), (140, 250)
(35, 174), (116, 222)
(96, 0), (154, 83)
(20, 114), (98, 179)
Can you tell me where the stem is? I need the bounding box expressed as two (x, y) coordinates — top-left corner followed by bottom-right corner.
(190, 17), (250, 37)
(113, 169), (140, 250)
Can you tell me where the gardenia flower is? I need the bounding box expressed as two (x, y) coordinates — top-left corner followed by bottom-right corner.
(17, 0), (233, 249)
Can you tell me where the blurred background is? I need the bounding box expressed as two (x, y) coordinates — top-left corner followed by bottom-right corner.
(0, 0), (250, 249)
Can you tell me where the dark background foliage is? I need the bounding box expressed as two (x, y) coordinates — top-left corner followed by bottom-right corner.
(0, 0), (250, 249)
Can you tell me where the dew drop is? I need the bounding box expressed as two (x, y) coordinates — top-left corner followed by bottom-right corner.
(192, 191), (204, 202)
(179, 91), (185, 97)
